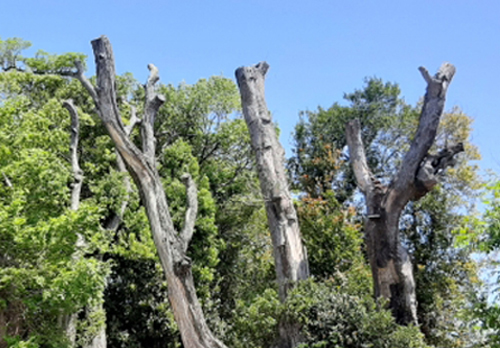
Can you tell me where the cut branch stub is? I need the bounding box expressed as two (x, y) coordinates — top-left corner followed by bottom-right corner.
(142, 63), (165, 165)
(235, 61), (310, 297)
(124, 104), (141, 136)
(418, 63), (456, 97)
(235, 62), (271, 124)
(236, 61), (309, 348)
(91, 37), (121, 126)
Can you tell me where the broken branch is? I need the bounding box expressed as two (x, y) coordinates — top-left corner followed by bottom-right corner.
(180, 173), (198, 252)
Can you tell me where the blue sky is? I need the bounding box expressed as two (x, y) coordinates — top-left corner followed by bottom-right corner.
(2, 0), (500, 172)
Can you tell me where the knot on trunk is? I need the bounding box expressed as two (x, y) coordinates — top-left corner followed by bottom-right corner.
(371, 176), (387, 195)
(174, 254), (192, 275)
(414, 142), (464, 199)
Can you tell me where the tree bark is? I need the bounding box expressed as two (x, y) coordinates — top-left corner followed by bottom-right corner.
(235, 62), (310, 348)
(345, 63), (461, 325)
(74, 36), (226, 348)
(61, 99), (84, 346)
(64, 99), (84, 212)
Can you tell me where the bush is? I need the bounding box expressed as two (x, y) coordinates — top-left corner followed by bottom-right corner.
(285, 279), (431, 348)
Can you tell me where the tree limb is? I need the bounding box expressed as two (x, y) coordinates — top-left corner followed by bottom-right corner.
(63, 99), (83, 211)
(71, 60), (99, 104)
(180, 173), (198, 252)
(346, 119), (373, 194)
(391, 63), (456, 202)
(414, 142), (464, 198)
(89, 36), (153, 179)
(124, 104), (141, 135)
(142, 64), (166, 165)
(104, 106), (142, 232)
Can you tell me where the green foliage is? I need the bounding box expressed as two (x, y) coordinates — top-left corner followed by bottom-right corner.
(296, 191), (370, 291)
(102, 77), (256, 347)
(0, 37), (489, 348)
(0, 37), (31, 71)
(462, 180), (500, 347)
(226, 289), (281, 348)
(104, 256), (181, 348)
(0, 44), (111, 347)
(156, 76), (240, 163)
(473, 300), (500, 347)
(480, 180), (500, 251)
(288, 77), (415, 200)
(24, 50), (87, 75)
(402, 188), (482, 347)
(291, 77), (484, 347)
(285, 280), (430, 348)
(160, 139), (221, 297)
(398, 110), (483, 347)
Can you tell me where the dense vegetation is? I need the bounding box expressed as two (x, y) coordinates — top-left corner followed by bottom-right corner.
(0, 37), (498, 348)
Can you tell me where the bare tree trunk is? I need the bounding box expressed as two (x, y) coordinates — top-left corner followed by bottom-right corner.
(71, 36), (226, 348)
(61, 99), (84, 346)
(345, 63), (462, 325)
(235, 62), (310, 348)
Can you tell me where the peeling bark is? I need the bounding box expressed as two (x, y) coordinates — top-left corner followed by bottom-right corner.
(236, 62), (309, 348)
(346, 63), (462, 325)
(74, 36), (226, 348)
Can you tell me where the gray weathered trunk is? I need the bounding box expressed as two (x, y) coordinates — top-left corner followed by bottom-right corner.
(235, 62), (310, 348)
(73, 36), (226, 348)
(61, 99), (83, 346)
(346, 63), (461, 325)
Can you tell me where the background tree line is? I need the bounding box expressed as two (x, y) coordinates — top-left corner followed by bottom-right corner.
(0, 36), (498, 348)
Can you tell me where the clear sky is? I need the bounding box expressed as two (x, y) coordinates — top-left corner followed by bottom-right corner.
(1, 0), (499, 173)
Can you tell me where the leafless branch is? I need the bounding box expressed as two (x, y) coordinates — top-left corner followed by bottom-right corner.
(418, 66), (432, 84)
(346, 119), (373, 194)
(124, 104), (141, 135)
(63, 99), (83, 211)
(142, 64), (166, 165)
(392, 63), (456, 199)
(180, 173), (198, 252)
(71, 60), (99, 104)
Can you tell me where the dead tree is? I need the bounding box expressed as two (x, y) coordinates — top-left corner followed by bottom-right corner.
(71, 36), (226, 348)
(235, 62), (310, 348)
(345, 63), (462, 325)
(61, 99), (84, 347)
